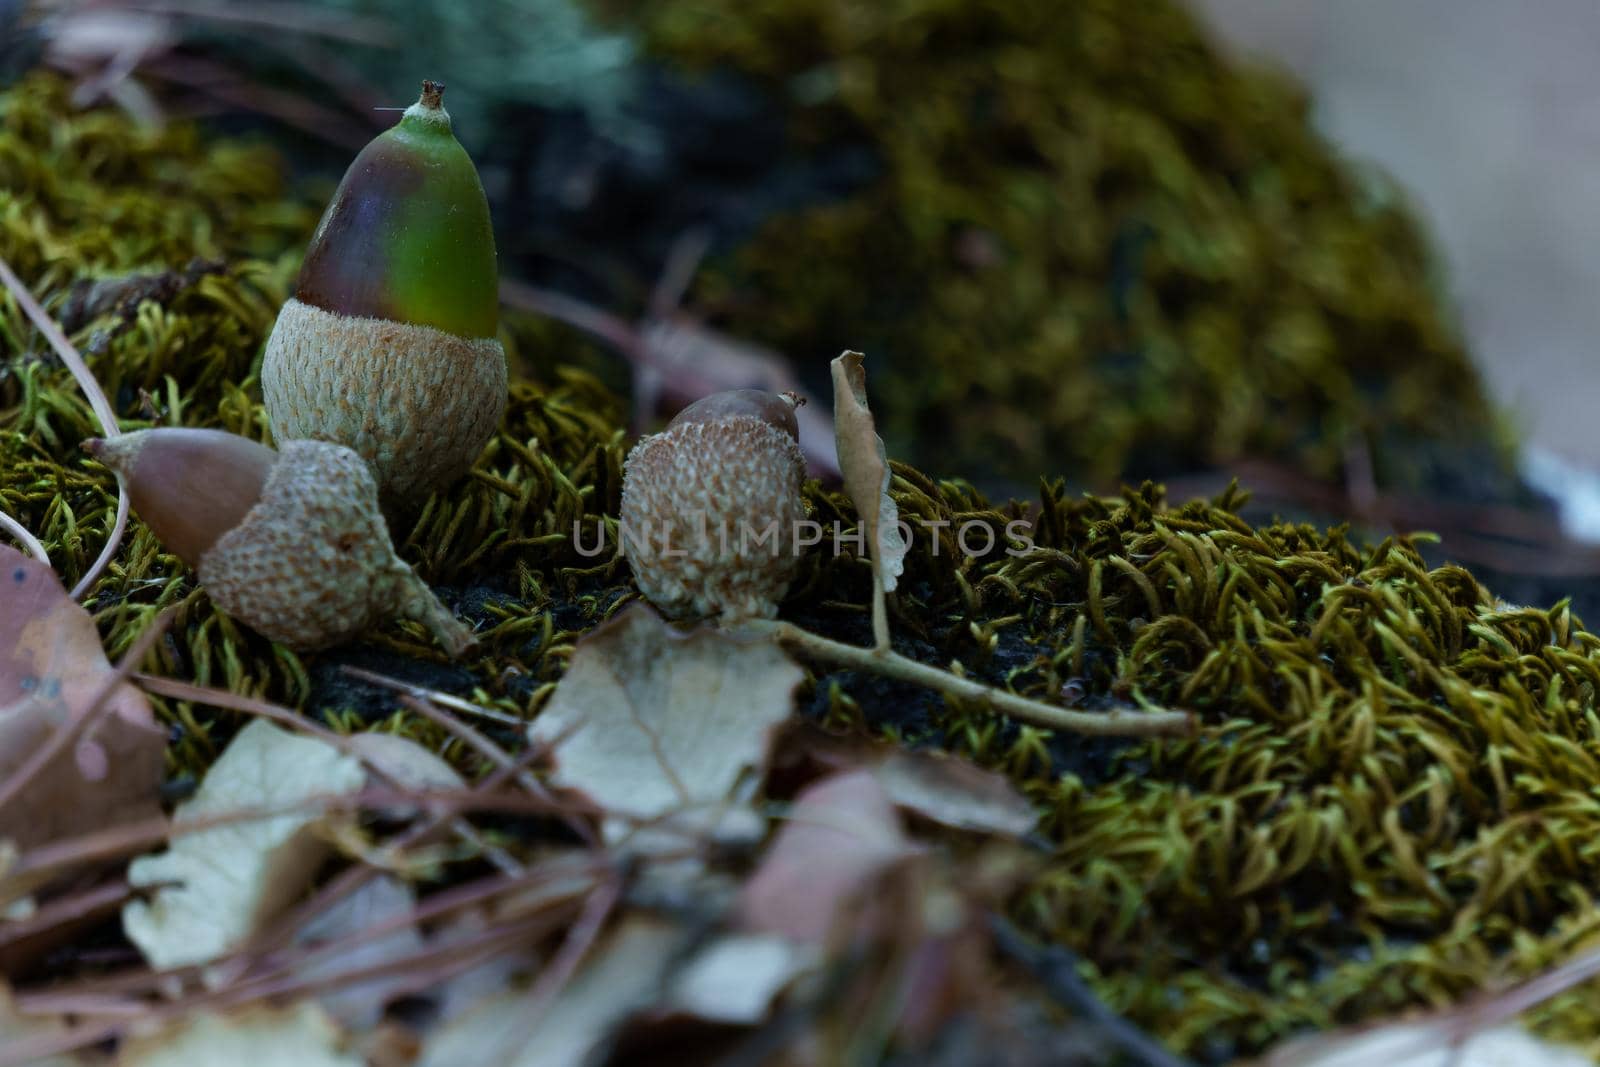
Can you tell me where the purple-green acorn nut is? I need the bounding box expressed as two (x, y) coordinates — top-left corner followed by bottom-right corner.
(261, 80), (507, 504)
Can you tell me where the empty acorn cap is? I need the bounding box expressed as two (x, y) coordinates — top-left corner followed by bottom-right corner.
(84, 429), (275, 569)
(293, 79), (499, 339)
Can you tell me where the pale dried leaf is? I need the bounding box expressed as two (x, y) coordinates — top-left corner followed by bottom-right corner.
(739, 769), (917, 944)
(830, 351), (907, 594)
(667, 932), (813, 1024)
(874, 750), (1038, 837)
(343, 731), (464, 819)
(0, 545), (163, 892)
(293, 875), (424, 1030)
(527, 605), (801, 844)
(122, 720), (366, 970)
(1257, 1021), (1592, 1067)
(118, 1004), (361, 1067)
(419, 916), (684, 1067)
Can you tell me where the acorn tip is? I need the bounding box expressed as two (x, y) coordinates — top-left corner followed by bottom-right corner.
(419, 80), (445, 110)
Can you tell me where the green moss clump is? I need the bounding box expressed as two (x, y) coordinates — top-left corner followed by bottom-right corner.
(604, 0), (1511, 493)
(7, 73), (1600, 1064)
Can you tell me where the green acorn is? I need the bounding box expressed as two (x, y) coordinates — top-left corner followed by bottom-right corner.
(262, 80), (507, 504)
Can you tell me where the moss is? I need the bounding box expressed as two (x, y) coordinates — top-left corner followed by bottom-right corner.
(598, 0), (1515, 495)
(7, 73), (1600, 1064)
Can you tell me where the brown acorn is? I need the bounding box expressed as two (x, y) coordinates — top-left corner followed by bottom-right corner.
(620, 390), (807, 623)
(261, 80), (507, 504)
(85, 429), (474, 654)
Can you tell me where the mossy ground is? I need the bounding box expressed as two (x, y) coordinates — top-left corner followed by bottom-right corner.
(7, 74), (1600, 1064)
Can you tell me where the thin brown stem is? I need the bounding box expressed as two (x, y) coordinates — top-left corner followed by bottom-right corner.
(743, 620), (1194, 738)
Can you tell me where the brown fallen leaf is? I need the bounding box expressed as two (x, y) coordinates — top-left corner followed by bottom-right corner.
(526, 604), (802, 846)
(0, 545), (164, 896)
(830, 351), (908, 649)
(770, 724), (1039, 839)
(734, 768), (1012, 1055)
(739, 768), (918, 945)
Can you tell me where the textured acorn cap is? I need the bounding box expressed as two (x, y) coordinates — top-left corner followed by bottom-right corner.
(261, 297), (507, 502)
(621, 394), (807, 623)
(198, 439), (473, 653)
(88, 428), (473, 655)
(261, 80), (506, 503)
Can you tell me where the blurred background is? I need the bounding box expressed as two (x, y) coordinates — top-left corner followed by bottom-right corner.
(1196, 0), (1600, 537)
(6, 0), (1600, 587)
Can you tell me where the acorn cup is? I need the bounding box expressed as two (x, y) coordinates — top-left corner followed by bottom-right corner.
(620, 389), (808, 624)
(261, 80), (507, 505)
(85, 428), (476, 655)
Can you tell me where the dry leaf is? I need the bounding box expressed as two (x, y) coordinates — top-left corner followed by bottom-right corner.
(343, 731), (463, 820)
(526, 605), (802, 845)
(0, 545), (164, 891)
(666, 932), (812, 1025)
(830, 351), (907, 596)
(418, 915), (685, 1067)
(771, 723), (1038, 837)
(830, 351), (908, 650)
(1255, 1020), (1593, 1067)
(874, 751), (1038, 837)
(122, 719), (366, 970)
(118, 1004), (362, 1067)
(293, 875), (425, 1030)
(739, 768), (918, 944)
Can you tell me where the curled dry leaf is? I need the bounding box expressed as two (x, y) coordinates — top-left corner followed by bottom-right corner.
(830, 350), (908, 650)
(118, 1004), (362, 1067)
(526, 604), (802, 845)
(122, 719), (367, 970)
(0, 544), (164, 894)
(830, 351), (908, 596)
